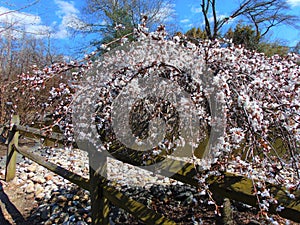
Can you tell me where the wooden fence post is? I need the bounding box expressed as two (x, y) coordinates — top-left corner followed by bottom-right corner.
(5, 115), (20, 182)
(214, 195), (234, 225)
(88, 142), (110, 225)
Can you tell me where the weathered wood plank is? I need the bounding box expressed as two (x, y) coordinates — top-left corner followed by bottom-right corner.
(15, 145), (90, 190)
(207, 172), (300, 223)
(15, 124), (65, 144)
(103, 185), (177, 225)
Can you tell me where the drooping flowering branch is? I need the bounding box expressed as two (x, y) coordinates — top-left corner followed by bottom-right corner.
(0, 23), (299, 221)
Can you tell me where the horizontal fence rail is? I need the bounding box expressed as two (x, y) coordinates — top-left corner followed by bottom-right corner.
(1, 115), (300, 224)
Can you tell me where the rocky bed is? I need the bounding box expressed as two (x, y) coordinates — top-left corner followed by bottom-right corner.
(0, 143), (298, 225)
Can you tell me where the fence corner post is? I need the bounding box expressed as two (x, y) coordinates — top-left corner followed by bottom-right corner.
(5, 115), (20, 182)
(88, 144), (110, 225)
(213, 193), (234, 225)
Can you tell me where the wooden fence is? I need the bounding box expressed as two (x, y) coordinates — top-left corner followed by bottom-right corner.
(2, 115), (300, 224)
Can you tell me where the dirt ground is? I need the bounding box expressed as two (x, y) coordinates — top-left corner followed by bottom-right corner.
(0, 180), (37, 225)
(0, 144), (37, 225)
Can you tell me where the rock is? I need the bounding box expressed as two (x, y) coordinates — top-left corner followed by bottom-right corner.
(49, 213), (59, 221)
(54, 180), (65, 186)
(57, 195), (68, 202)
(82, 194), (89, 201)
(13, 178), (23, 185)
(44, 192), (51, 200)
(44, 219), (53, 225)
(27, 164), (37, 172)
(0, 169), (5, 176)
(76, 221), (88, 225)
(73, 195), (80, 201)
(46, 180), (54, 185)
(52, 204), (61, 214)
(67, 206), (77, 213)
(35, 193), (45, 200)
(72, 200), (80, 206)
(86, 217), (92, 223)
(32, 175), (46, 184)
(77, 208), (89, 214)
(25, 181), (35, 194)
(28, 172), (35, 178)
(25, 193), (35, 200)
(19, 172), (28, 181)
(34, 183), (44, 196)
(47, 184), (58, 191)
(40, 206), (50, 220)
(69, 215), (76, 222)
(59, 161), (71, 168)
(45, 173), (53, 181)
(175, 191), (194, 201)
(59, 212), (69, 223)
(164, 177), (170, 183)
(65, 193), (74, 200)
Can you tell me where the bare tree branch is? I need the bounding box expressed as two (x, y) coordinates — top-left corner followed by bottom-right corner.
(0, 0), (40, 17)
(200, 0), (299, 41)
(73, 0), (175, 51)
(0, 0), (41, 35)
(201, 0), (212, 38)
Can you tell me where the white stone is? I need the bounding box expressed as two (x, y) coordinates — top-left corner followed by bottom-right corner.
(27, 164), (37, 172)
(19, 173), (28, 181)
(46, 180), (54, 185)
(32, 175), (46, 184)
(35, 192), (45, 200)
(28, 172), (35, 178)
(25, 181), (35, 193)
(34, 183), (44, 195)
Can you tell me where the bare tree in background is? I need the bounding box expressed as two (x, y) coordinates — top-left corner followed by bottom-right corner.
(292, 41), (300, 54)
(0, 0), (40, 32)
(0, 0), (60, 81)
(78, 0), (175, 48)
(200, 0), (299, 40)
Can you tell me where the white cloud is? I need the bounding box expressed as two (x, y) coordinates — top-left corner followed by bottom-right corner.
(0, 7), (40, 24)
(191, 6), (201, 14)
(180, 19), (190, 23)
(54, 0), (79, 17)
(187, 23), (194, 28)
(149, 3), (176, 23)
(0, 1), (83, 40)
(287, 0), (300, 6)
(100, 20), (107, 26)
(0, 1), (86, 41)
(0, 6), (50, 38)
(26, 24), (51, 35)
(53, 0), (82, 39)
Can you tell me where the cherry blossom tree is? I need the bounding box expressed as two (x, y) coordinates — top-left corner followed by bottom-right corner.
(0, 23), (299, 222)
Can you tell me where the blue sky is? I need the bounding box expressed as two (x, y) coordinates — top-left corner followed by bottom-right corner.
(0, 0), (299, 57)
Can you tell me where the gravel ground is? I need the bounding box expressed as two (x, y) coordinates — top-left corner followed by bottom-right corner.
(0, 141), (299, 225)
